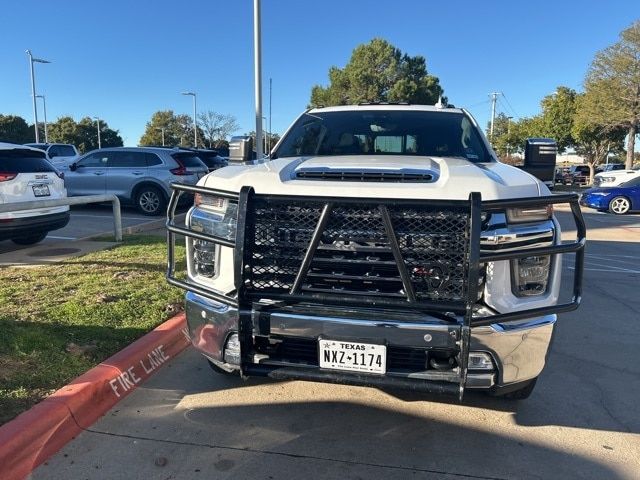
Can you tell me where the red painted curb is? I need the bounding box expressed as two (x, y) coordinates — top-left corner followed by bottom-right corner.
(0, 313), (190, 480)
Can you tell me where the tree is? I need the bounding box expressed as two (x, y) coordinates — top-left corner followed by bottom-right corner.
(198, 111), (239, 148)
(539, 87), (577, 152)
(139, 110), (204, 147)
(75, 117), (123, 152)
(582, 20), (640, 169)
(573, 92), (626, 184)
(0, 115), (32, 143)
(310, 38), (444, 106)
(45, 116), (122, 153)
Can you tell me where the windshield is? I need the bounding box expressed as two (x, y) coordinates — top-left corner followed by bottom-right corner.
(273, 110), (491, 162)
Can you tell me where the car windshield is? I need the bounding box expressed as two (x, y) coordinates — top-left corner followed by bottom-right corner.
(273, 110), (491, 162)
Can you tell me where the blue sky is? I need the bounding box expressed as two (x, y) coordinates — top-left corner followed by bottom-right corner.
(0, 0), (636, 146)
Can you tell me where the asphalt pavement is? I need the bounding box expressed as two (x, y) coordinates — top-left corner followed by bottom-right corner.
(31, 205), (640, 479)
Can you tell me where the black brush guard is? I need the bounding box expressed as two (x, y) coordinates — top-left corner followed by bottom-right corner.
(167, 184), (586, 398)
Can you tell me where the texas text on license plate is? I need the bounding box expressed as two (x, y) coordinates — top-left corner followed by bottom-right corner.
(32, 184), (50, 197)
(319, 339), (387, 375)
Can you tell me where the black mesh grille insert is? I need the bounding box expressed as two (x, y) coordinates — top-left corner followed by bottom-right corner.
(244, 197), (471, 303)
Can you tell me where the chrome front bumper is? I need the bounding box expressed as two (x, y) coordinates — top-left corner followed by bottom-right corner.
(185, 291), (556, 391)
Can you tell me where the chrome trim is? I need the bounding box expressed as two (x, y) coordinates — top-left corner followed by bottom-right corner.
(481, 220), (555, 252)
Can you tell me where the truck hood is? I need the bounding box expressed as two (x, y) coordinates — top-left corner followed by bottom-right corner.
(203, 155), (541, 201)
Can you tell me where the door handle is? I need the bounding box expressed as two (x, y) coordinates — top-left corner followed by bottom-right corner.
(93, 172), (105, 176)
(132, 171), (143, 175)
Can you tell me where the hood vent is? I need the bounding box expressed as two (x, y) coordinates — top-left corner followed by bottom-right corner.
(295, 170), (434, 183)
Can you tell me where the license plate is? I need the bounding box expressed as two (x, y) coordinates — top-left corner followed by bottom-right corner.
(32, 184), (50, 197)
(319, 339), (386, 375)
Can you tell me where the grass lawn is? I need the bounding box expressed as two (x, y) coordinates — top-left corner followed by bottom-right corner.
(0, 235), (185, 426)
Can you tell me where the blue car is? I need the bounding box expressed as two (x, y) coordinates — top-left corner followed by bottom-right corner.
(580, 176), (640, 214)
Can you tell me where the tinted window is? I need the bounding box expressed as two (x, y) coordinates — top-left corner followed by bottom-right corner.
(47, 145), (60, 157)
(145, 153), (163, 166)
(57, 145), (76, 156)
(0, 150), (56, 172)
(274, 110), (491, 162)
(171, 153), (206, 168)
(108, 151), (147, 168)
(78, 152), (108, 167)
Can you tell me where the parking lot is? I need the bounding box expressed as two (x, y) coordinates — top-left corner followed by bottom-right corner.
(0, 204), (180, 255)
(28, 206), (640, 480)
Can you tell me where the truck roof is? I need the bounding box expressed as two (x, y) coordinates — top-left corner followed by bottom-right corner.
(308, 104), (464, 114)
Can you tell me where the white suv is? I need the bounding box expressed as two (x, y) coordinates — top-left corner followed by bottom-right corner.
(25, 143), (79, 170)
(0, 143), (70, 245)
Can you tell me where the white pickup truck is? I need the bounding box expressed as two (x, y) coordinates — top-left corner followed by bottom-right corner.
(167, 104), (585, 400)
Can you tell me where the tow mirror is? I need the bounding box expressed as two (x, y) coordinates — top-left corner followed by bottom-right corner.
(228, 136), (254, 165)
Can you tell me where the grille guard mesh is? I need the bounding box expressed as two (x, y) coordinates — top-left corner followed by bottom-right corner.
(166, 184), (586, 397)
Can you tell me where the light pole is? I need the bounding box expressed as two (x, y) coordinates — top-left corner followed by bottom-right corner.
(93, 117), (102, 149)
(35, 95), (48, 143)
(506, 116), (513, 157)
(254, 0), (263, 159)
(26, 50), (51, 143)
(156, 127), (165, 146)
(181, 92), (197, 147)
(262, 116), (268, 154)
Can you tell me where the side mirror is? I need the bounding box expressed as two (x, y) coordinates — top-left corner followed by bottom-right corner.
(69, 163), (78, 171)
(228, 136), (254, 165)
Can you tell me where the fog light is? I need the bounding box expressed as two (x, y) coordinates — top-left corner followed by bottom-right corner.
(223, 333), (241, 365)
(468, 352), (494, 370)
(512, 255), (551, 297)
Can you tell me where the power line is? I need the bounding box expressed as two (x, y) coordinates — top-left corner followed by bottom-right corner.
(500, 92), (520, 119)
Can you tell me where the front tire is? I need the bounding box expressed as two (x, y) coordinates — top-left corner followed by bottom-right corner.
(135, 186), (166, 216)
(609, 196), (630, 215)
(11, 232), (47, 245)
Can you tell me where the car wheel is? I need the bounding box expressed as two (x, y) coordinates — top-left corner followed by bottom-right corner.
(11, 232), (47, 245)
(136, 186), (166, 216)
(608, 196), (630, 215)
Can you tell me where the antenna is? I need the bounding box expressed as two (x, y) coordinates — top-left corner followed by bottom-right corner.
(435, 95), (445, 109)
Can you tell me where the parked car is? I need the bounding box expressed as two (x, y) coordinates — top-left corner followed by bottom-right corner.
(563, 165), (590, 186)
(65, 147), (208, 216)
(596, 163), (625, 174)
(593, 168), (640, 187)
(0, 143), (69, 245)
(554, 166), (569, 184)
(25, 143), (79, 169)
(166, 104), (585, 401)
(183, 148), (228, 172)
(580, 176), (640, 214)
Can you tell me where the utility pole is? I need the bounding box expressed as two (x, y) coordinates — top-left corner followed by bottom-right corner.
(254, 0), (263, 159)
(489, 92), (500, 141)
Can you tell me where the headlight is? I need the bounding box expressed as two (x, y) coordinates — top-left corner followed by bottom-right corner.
(601, 176), (615, 183)
(506, 205), (553, 224)
(189, 201), (238, 279)
(512, 255), (551, 297)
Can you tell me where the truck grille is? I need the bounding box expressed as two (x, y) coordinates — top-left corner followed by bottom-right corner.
(243, 198), (471, 303)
